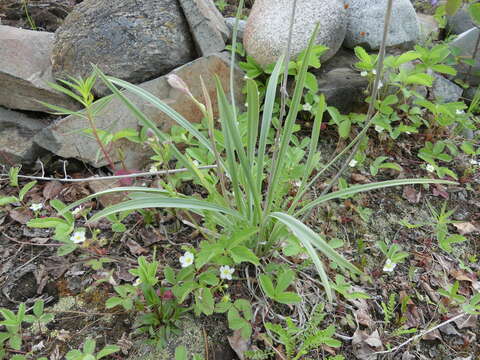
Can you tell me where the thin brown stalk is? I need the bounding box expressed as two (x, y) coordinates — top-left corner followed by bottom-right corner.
(318, 0), (394, 198)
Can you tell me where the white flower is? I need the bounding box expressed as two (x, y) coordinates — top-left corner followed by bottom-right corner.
(133, 278), (142, 287)
(179, 251), (194, 268)
(456, 109), (465, 115)
(349, 159), (358, 167)
(149, 164), (158, 173)
(360, 71), (368, 77)
(71, 207), (80, 215)
(383, 258), (397, 272)
(426, 164), (435, 173)
(302, 103), (312, 112)
(219, 265), (235, 280)
(29, 203), (43, 211)
(293, 180), (302, 188)
(31, 341), (45, 352)
(377, 81), (384, 90)
(70, 230), (86, 244)
(372, 69), (377, 75)
(375, 125), (384, 133)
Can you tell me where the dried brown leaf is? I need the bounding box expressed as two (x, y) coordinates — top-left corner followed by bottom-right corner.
(402, 186), (421, 203)
(9, 208), (32, 224)
(453, 222), (478, 235)
(43, 181), (63, 200)
(228, 330), (249, 360)
(126, 239), (148, 255)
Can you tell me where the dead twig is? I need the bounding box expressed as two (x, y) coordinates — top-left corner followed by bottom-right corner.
(372, 312), (467, 355)
(0, 165), (217, 183)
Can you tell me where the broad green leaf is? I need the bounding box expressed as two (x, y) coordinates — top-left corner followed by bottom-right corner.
(27, 217), (67, 228)
(275, 292), (302, 304)
(305, 72), (318, 93)
(276, 269), (295, 293)
(430, 64), (457, 76)
(175, 346), (188, 360)
(259, 274), (275, 298)
(445, 0), (462, 15)
(57, 243), (77, 256)
(405, 73), (433, 86)
(229, 246), (260, 265)
(469, 3), (480, 25)
(18, 181), (36, 201)
(0, 196), (18, 206)
(354, 46), (372, 64)
(97, 345), (121, 359)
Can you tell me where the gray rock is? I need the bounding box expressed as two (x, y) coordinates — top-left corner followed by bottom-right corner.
(344, 0), (420, 50)
(243, 0), (346, 66)
(313, 49), (369, 114)
(463, 85), (478, 101)
(51, 0), (196, 97)
(417, 13), (440, 42)
(0, 25), (79, 112)
(450, 28), (480, 85)
(0, 107), (48, 165)
(432, 73), (463, 103)
(225, 17), (247, 43)
(315, 68), (369, 114)
(447, 4), (475, 35)
(35, 53), (245, 169)
(179, 0), (229, 56)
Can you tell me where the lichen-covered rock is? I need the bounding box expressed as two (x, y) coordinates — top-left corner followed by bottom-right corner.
(243, 0), (346, 66)
(0, 25), (79, 112)
(51, 0), (196, 96)
(344, 0), (420, 50)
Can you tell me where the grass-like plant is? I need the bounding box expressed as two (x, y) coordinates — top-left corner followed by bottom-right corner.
(63, 9), (455, 303)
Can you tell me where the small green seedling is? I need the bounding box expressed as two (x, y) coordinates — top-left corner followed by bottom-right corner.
(259, 268), (302, 305)
(65, 338), (120, 360)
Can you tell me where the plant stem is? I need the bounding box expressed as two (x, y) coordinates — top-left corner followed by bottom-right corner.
(86, 107), (116, 170)
(317, 0), (394, 198)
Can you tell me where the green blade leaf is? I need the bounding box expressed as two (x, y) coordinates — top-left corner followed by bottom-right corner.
(88, 195), (243, 222)
(297, 179), (457, 217)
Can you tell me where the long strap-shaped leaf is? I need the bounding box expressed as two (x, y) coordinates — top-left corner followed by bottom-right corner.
(295, 178), (457, 217)
(60, 186), (169, 214)
(95, 68), (216, 192)
(256, 56), (285, 193)
(264, 24), (320, 214)
(88, 196), (243, 222)
(104, 76), (216, 157)
(216, 77), (262, 222)
(246, 79), (260, 165)
(270, 212), (361, 303)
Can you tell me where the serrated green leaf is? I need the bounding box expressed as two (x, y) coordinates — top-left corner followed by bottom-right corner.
(229, 246), (260, 265)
